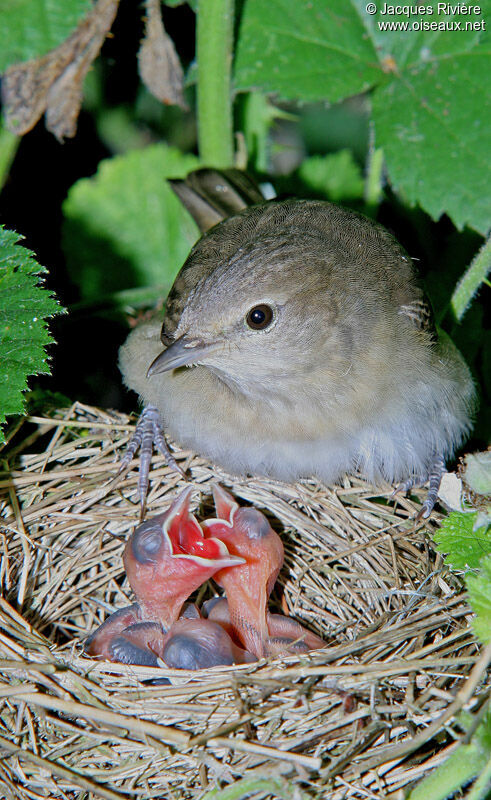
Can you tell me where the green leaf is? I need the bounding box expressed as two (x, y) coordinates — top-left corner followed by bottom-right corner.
(235, 0), (380, 104)
(407, 741), (485, 800)
(467, 554), (491, 643)
(372, 48), (490, 235)
(296, 151), (364, 202)
(62, 144), (200, 301)
(462, 451), (491, 497)
(434, 511), (491, 570)
(0, 226), (62, 444)
(234, 0), (490, 233)
(0, 0), (91, 71)
(201, 774), (308, 800)
(355, 0), (484, 67)
(407, 711), (491, 800)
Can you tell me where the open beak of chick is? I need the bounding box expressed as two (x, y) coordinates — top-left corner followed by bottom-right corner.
(123, 486), (245, 628)
(201, 484), (285, 658)
(86, 487), (244, 666)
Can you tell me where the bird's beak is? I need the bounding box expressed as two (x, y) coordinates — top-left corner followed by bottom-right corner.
(147, 335), (218, 377)
(201, 484), (238, 533)
(162, 486), (244, 568)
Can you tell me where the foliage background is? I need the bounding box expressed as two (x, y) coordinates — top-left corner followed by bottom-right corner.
(0, 2), (490, 796)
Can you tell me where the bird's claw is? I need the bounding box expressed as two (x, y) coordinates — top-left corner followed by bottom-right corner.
(392, 454), (446, 520)
(390, 478), (416, 500)
(120, 405), (186, 513)
(415, 501), (433, 521)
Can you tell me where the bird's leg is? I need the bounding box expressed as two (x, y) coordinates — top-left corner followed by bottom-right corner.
(417, 453), (446, 520)
(119, 405), (186, 512)
(392, 454), (446, 519)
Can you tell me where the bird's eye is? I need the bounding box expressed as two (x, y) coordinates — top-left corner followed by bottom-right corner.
(246, 304), (274, 330)
(131, 523), (163, 564)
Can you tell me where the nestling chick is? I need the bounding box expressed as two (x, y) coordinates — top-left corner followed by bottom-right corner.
(204, 597), (326, 657)
(201, 484), (284, 658)
(85, 605), (193, 665)
(162, 617), (255, 668)
(119, 170), (475, 516)
(87, 614), (253, 669)
(85, 486), (244, 665)
(85, 604), (142, 661)
(123, 485), (244, 627)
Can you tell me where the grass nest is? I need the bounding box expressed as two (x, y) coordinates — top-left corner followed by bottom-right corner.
(0, 402), (488, 800)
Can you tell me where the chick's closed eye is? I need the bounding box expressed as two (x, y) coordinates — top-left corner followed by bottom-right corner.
(131, 525), (163, 564)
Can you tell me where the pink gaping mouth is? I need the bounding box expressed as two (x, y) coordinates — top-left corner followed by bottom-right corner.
(162, 486), (243, 567)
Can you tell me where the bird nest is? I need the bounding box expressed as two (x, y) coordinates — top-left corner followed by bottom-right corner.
(0, 402), (488, 800)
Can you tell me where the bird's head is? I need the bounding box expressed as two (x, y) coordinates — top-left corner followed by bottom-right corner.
(147, 202), (355, 398)
(201, 484), (284, 597)
(123, 486), (244, 625)
(162, 617), (255, 669)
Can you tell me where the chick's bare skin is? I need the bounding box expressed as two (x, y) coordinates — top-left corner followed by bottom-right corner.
(119, 199), (475, 514)
(202, 484), (285, 658)
(122, 487), (243, 627)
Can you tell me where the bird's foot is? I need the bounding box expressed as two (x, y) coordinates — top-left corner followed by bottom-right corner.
(392, 454), (446, 520)
(416, 454), (446, 520)
(119, 405), (186, 513)
(391, 475), (427, 499)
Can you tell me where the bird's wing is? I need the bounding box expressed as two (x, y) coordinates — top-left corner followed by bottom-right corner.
(398, 295), (437, 341)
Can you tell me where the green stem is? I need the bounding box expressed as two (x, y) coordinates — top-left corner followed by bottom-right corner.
(0, 125), (19, 191)
(364, 121), (384, 215)
(364, 146), (384, 213)
(467, 752), (491, 800)
(201, 776), (306, 800)
(450, 234), (491, 322)
(196, 0), (235, 167)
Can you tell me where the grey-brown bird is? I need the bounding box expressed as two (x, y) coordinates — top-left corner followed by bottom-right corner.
(119, 170), (475, 517)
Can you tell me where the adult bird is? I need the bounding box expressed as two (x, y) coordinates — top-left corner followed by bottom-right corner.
(119, 169), (475, 517)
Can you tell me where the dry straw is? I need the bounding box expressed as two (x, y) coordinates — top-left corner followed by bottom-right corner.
(0, 402), (489, 799)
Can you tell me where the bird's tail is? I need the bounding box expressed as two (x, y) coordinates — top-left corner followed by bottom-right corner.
(169, 168), (265, 232)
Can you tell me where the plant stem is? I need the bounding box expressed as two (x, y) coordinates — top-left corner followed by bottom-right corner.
(450, 234), (491, 322)
(364, 146), (384, 212)
(196, 0), (235, 167)
(467, 752), (491, 800)
(0, 125), (19, 192)
(406, 741), (484, 800)
(364, 121), (384, 215)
